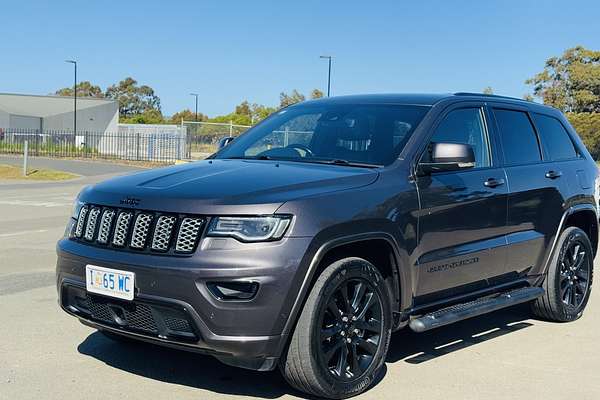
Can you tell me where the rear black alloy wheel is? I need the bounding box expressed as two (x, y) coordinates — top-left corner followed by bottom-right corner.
(558, 238), (591, 308)
(281, 257), (392, 399)
(532, 226), (594, 322)
(319, 278), (383, 381)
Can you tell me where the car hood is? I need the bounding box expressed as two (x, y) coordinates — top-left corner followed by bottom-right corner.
(80, 159), (379, 215)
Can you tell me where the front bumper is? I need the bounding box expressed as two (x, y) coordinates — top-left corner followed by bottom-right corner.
(56, 235), (313, 371)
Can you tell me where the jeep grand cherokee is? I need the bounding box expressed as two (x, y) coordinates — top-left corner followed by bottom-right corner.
(57, 93), (598, 398)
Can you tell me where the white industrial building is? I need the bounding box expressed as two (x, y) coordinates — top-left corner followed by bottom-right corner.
(0, 93), (187, 162)
(0, 92), (118, 133)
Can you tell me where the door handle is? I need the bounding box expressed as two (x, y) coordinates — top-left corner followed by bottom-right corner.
(545, 170), (562, 179)
(484, 178), (505, 188)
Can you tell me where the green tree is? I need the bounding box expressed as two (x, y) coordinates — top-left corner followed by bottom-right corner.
(482, 86), (494, 95)
(54, 81), (103, 98)
(235, 100), (252, 117)
(567, 113), (600, 159)
(310, 89), (324, 99)
(526, 46), (600, 112)
(169, 109), (206, 124)
(209, 113), (252, 126)
(105, 77), (161, 117)
(120, 109), (165, 124)
(279, 89), (306, 108)
(250, 103), (277, 123)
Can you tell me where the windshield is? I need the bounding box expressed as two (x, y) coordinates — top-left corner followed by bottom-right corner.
(215, 103), (430, 166)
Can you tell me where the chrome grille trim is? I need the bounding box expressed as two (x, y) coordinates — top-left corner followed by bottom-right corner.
(73, 205), (204, 255)
(97, 209), (115, 244)
(151, 215), (177, 251)
(112, 212), (133, 247)
(75, 206), (89, 238)
(130, 213), (153, 249)
(84, 208), (101, 241)
(176, 217), (204, 253)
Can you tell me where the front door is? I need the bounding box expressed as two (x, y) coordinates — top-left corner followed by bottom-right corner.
(414, 104), (508, 303)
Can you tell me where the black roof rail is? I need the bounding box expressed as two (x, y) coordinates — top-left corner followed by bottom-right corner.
(453, 92), (527, 102)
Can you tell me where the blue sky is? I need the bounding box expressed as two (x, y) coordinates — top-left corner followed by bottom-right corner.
(0, 0), (599, 116)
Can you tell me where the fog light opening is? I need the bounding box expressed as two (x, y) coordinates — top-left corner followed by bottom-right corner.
(207, 281), (259, 301)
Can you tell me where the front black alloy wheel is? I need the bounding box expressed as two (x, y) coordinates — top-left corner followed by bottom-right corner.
(281, 257), (392, 399)
(319, 279), (383, 381)
(532, 226), (594, 322)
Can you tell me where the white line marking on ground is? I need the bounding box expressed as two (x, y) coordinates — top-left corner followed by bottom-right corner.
(0, 229), (49, 238)
(0, 200), (70, 208)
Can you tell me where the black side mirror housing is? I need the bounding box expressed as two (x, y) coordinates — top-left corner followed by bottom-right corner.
(418, 142), (475, 175)
(217, 136), (235, 150)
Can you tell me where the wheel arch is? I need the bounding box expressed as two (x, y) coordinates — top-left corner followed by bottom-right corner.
(281, 232), (409, 338)
(542, 204), (599, 276)
(564, 208), (598, 257)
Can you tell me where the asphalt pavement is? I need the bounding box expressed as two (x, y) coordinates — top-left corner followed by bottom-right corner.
(1, 161), (599, 400)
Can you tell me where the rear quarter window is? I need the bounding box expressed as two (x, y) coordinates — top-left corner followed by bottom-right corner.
(532, 113), (579, 161)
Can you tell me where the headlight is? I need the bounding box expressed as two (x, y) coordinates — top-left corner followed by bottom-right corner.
(207, 216), (291, 242)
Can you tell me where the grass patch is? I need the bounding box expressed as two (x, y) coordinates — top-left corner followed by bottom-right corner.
(0, 164), (79, 181)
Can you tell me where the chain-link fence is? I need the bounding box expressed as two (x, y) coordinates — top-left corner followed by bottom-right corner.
(182, 120), (250, 158)
(0, 125), (187, 163)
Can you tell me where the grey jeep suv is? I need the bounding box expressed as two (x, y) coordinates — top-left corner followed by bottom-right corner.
(57, 93), (598, 398)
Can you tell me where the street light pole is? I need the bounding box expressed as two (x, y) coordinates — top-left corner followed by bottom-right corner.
(190, 93), (199, 122)
(319, 55), (333, 97)
(65, 60), (77, 133)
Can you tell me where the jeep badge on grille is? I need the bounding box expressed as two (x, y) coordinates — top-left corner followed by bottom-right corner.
(120, 197), (140, 206)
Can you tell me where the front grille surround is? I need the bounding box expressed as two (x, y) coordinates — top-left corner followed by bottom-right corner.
(152, 215), (177, 251)
(176, 217), (204, 253)
(84, 208), (101, 241)
(74, 205), (89, 238)
(130, 213), (154, 249)
(73, 204), (205, 255)
(97, 209), (116, 244)
(112, 212), (133, 247)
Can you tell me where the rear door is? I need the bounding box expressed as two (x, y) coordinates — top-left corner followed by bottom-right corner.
(489, 104), (567, 277)
(414, 103), (509, 301)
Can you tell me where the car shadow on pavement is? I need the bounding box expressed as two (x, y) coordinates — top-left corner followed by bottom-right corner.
(386, 304), (534, 364)
(77, 331), (298, 399)
(77, 304), (533, 399)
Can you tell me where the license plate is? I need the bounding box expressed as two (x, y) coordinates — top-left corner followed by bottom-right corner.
(86, 264), (135, 301)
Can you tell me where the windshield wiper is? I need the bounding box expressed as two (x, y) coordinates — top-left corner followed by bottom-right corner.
(221, 156), (381, 168)
(310, 159), (382, 168)
(223, 155), (274, 160)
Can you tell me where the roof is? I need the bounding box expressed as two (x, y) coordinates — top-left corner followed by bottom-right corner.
(298, 92), (545, 108)
(0, 92), (117, 118)
(300, 93), (450, 106)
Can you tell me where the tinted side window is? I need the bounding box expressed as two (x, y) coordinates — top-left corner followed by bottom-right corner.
(494, 109), (541, 165)
(532, 113), (578, 161)
(429, 108), (490, 168)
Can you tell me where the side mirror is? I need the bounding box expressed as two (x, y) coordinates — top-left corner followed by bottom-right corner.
(418, 142), (475, 174)
(217, 136), (235, 150)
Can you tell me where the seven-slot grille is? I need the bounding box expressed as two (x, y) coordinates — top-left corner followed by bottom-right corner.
(73, 205), (204, 254)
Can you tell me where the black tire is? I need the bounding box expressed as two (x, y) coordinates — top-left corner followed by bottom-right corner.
(280, 257), (393, 399)
(531, 226), (594, 322)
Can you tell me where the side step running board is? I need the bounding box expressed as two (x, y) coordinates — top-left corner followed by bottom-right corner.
(409, 287), (544, 333)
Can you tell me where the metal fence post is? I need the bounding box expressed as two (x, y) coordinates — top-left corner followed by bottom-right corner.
(23, 140), (28, 176)
(136, 132), (140, 161)
(229, 120), (233, 136)
(35, 130), (39, 156)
